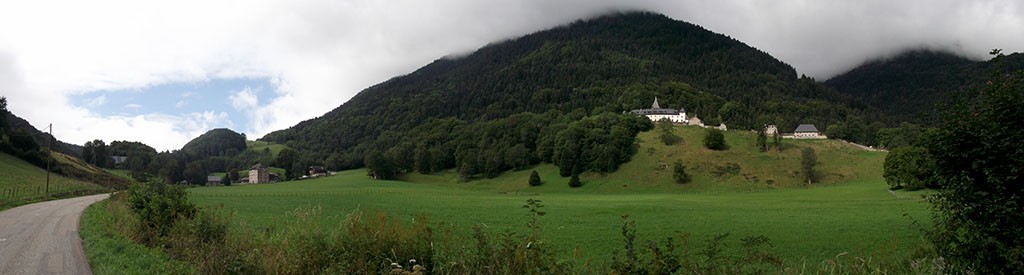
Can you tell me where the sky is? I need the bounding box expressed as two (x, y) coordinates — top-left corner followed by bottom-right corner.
(1, 0), (1022, 151)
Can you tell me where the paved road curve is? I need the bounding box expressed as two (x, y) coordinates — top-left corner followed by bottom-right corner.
(0, 194), (109, 275)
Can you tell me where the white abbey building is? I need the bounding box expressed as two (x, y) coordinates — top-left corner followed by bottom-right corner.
(630, 97), (687, 123)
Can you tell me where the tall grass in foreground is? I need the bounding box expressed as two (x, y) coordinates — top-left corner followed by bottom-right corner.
(89, 180), (946, 274)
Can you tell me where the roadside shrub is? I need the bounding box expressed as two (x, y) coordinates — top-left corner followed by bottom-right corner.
(126, 180), (195, 245)
(568, 173), (582, 188)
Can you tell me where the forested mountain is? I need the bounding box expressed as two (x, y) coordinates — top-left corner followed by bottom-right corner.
(2, 110), (83, 157)
(261, 11), (881, 175)
(180, 128), (247, 159)
(825, 50), (1024, 124)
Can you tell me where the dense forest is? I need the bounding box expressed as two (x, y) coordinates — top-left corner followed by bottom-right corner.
(825, 50), (1024, 124)
(262, 12), (883, 177)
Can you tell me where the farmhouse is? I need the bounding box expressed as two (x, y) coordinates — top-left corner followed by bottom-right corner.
(207, 175), (223, 185)
(249, 163), (270, 184)
(308, 166), (328, 177)
(787, 124), (826, 139)
(764, 124), (778, 136)
(630, 97), (688, 124)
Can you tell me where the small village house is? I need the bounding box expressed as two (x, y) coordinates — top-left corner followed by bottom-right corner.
(249, 164), (270, 184)
(308, 166), (328, 177)
(790, 124), (826, 139)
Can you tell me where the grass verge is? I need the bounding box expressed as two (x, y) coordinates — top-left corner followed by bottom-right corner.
(80, 199), (196, 275)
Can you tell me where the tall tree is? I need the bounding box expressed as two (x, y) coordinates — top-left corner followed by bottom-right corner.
(756, 126), (768, 152)
(800, 147), (817, 184)
(922, 64), (1024, 273)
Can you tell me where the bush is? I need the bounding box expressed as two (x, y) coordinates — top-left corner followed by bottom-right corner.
(568, 173), (582, 188)
(883, 146), (935, 190)
(528, 170), (542, 186)
(126, 180), (196, 244)
(672, 159), (690, 184)
(703, 128), (727, 150)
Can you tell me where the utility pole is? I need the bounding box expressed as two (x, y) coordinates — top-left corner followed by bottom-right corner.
(46, 123), (51, 194)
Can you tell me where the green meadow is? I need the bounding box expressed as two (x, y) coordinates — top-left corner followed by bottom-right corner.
(189, 126), (932, 265)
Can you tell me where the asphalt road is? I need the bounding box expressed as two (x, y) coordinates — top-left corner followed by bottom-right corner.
(0, 194), (109, 275)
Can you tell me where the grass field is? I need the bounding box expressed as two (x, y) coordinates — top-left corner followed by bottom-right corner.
(0, 152), (111, 210)
(246, 140), (288, 158)
(189, 129), (932, 266)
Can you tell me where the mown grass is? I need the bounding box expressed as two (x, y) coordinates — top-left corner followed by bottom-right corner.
(80, 200), (196, 275)
(0, 152), (111, 210)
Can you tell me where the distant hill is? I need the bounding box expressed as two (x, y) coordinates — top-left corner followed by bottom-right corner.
(180, 128), (247, 159)
(3, 111), (83, 157)
(262, 11), (876, 171)
(825, 50), (1024, 124)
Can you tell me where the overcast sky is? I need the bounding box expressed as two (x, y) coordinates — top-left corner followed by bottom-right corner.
(1, 0), (1021, 151)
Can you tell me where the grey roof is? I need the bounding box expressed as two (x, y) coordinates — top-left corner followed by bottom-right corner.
(630, 108), (680, 115)
(207, 176), (222, 182)
(795, 124), (819, 133)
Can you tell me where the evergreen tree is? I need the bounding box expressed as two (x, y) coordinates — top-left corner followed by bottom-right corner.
(756, 126), (768, 152)
(568, 172), (582, 188)
(800, 147), (817, 184)
(529, 170), (542, 186)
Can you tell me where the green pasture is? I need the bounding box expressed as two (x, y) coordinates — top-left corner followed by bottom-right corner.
(190, 170), (931, 265)
(246, 140), (288, 158)
(0, 152), (110, 210)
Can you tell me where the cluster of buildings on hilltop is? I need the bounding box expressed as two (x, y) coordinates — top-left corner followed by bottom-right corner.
(629, 98), (825, 139)
(629, 97), (727, 131)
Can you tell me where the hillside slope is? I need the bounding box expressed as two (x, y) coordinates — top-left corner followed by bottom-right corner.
(0, 152), (111, 209)
(405, 125), (884, 193)
(262, 11), (875, 168)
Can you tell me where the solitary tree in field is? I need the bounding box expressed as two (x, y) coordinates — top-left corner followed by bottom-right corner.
(773, 131), (782, 152)
(800, 147), (817, 184)
(568, 166), (582, 188)
(703, 128), (727, 150)
(756, 126), (768, 152)
(672, 159), (690, 184)
(529, 170), (542, 186)
(657, 118), (680, 145)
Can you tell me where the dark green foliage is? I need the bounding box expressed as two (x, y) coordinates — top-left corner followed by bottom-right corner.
(657, 118), (680, 145)
(800, 147), (817, 184)
(568, 173), (582, 188)
(773, 132), (781, 152)
(182, 162), (209, 185)
(883, 146), (935, 190)
(826, 50), (1024, 125)
(703, 128), (726, 150)
(126, 180), (196, 244)
(672, 159), (690, 184)
(262, 12), (881, 175)
(876, 122), (925, 150)
(364, 150), (397, 180)
(756, 126), (768, 152)
(528, 170), (542, 186)
(180, 128), (246, 159)
(923, 67), (1024, 273)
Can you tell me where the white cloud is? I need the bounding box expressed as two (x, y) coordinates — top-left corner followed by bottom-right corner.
(123, 103), (142, 110)
(229, 87), (259, 111)
(1, 0), (1022, 151)
(85, 95), (106, 107)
